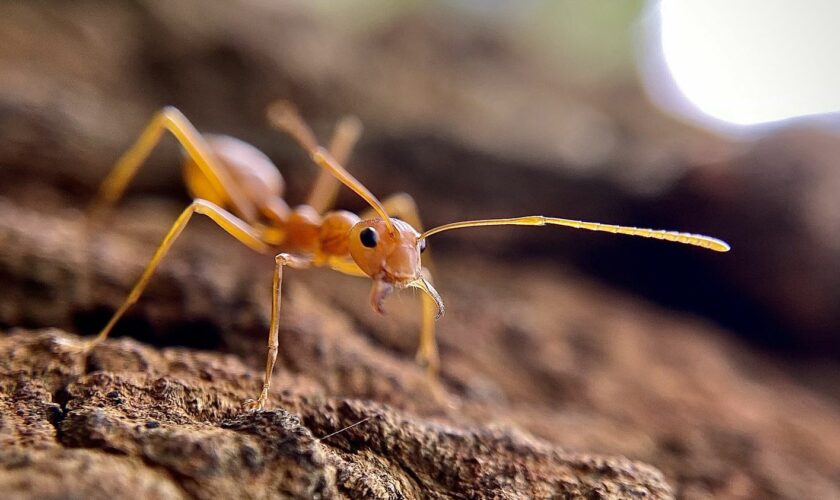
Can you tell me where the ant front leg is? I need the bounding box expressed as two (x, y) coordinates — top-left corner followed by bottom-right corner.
(247, 253), (311, 410)
(417, 267), (440, 377)
(364, 192), (440, 377)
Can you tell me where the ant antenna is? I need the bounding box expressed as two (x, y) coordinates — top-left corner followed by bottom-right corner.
(420, 215), (730, 252)
(267, 101), (396, 235)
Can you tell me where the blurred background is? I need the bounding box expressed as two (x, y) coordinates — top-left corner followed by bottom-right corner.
(3, 0), (840, 362)
(1, 1), (840, 497)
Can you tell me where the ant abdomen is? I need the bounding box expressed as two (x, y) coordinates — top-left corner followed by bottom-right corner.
(183, 134), (289, 223)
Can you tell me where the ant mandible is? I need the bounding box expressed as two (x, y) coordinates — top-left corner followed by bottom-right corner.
(83, 101), (730, 410)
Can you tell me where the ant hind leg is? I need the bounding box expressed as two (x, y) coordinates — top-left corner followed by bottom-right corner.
(91, 107), (256, 223)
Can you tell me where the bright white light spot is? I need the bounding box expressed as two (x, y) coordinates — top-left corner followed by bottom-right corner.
(658, 0), (840, 126)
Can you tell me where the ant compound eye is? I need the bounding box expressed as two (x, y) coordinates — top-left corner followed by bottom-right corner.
(360, 227), (379, 248)
(418, 239), (427, 253)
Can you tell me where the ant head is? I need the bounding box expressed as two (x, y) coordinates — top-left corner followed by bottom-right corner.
(348, 218), (441, 317)
(349, 218), (423, 282)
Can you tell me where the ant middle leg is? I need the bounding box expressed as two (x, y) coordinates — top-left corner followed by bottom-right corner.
(85, 199), (268, 350)
(306, 115), (363, 213)
(267, 101), (394, 230)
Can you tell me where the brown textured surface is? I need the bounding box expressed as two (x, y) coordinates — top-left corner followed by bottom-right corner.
(0, 328), (671, 499)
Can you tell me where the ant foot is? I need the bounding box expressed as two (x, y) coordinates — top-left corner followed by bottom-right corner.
(69, 337), (101, 356)
(244, 390), (269, 411)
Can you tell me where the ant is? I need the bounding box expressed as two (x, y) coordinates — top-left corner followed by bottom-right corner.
(83, 101), (730, 410)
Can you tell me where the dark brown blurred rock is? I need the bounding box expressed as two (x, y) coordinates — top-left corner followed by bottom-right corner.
(658, 128), (840, 353)
(2, 195), (839, 498)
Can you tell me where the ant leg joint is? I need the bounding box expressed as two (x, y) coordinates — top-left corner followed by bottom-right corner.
(275, 253), (311, 269)
(160, 105), (183, 118)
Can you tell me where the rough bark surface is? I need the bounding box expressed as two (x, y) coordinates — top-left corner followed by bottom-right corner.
(1, 328), (670, 499)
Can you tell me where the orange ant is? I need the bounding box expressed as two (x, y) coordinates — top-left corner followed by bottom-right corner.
(84, 101), (730, 410)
